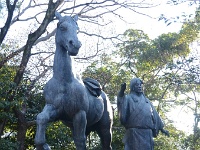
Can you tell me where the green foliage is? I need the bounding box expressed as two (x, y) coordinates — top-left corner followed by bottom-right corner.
(0, 63), (45, 149)
(82, 12), (200, 148)
(0, 65), (18, 149)
(117, 29), (192, 78)
(0, 138), (18, 150)
(0, 65), (17, 121)
(154, 124), (186, 150)
(111, 110), (125, 150)
(87, 132), (101, 150)
(82, 49), (189, 149)
(44, 121), (75, 150)
(82, 54), (132, 101)
(182, 128), (200, 150)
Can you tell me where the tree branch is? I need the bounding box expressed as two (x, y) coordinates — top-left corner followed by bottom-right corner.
(13, 0), (63, 85)
(0, 0), (18, 45)
(0, 28), (56, 69)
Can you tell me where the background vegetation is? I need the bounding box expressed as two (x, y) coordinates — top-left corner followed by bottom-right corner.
(0, 0), (199, 149)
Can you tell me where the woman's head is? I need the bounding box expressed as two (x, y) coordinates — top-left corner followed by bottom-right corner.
(130, 78), (143, 93)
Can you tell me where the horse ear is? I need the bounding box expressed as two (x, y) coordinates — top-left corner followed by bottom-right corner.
(73, 15), (78, 22)
(55, 12), (62, 20)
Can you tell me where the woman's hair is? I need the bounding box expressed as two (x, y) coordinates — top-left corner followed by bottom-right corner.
(130, 78), (143, 92)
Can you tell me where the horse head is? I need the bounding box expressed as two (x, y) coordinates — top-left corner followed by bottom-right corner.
(55, 12), (82, 56)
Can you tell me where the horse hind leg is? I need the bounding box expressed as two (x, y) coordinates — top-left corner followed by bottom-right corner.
(35, 104), (58, 150)
(72, 110), (87, 150)
(97, 92), (113, 150)
(97, 127), (112, 150)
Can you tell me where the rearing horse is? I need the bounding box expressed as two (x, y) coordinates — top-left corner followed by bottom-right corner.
(34, 12), (113, 150)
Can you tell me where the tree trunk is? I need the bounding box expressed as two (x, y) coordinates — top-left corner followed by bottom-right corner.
(1, 0), (64, 148)
(16, 110), (27, 150)
(0, 119), (7, 136)
(13, 0), (64, 149)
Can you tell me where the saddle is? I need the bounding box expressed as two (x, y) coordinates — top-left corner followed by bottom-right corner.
(83, 77), (102, 97)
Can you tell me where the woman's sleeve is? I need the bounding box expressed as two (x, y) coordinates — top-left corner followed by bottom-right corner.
(117, 95), (128, 125)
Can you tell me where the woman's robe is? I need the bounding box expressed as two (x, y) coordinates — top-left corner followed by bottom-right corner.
(117, 93), (164, 150)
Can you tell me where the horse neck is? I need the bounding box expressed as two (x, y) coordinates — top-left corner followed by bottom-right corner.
(53, 44), (74, 83)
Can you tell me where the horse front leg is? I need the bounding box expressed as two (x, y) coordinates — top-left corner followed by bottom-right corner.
(35, 104), (58, 150)
(73, 110), (87, 150)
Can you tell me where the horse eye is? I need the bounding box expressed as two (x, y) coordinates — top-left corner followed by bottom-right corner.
(60, 25), (67, 31)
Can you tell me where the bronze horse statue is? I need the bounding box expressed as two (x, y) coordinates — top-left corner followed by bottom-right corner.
(34, 12), (113, 150)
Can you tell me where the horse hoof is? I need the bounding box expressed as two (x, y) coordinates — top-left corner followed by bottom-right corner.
(36, 143), (51, 150)
(43, 143), (51, 150)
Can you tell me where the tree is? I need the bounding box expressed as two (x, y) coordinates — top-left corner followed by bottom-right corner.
(1, 1), (63, 149)
(158, 7), (200, 149)
(169, 51), (200, 150)
(82, 7), (200, 148)
(0, 62), (45, 149)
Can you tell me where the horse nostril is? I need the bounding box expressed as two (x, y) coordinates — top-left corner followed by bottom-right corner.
(69, 40), (73, 45)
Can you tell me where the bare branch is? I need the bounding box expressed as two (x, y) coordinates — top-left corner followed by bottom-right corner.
(27, 66), (51, 91)
(11, 1), (48, 25)
(0, 0), (18, 44)
(79, 30), (123, 41)
(0, 28), (56, 68)
(34, 28), (56, 45)
(11, 0), (32, 25)
(13, 0), (64, 85)
(15, 11), (46, 23)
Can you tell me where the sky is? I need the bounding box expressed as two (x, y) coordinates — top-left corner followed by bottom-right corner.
(168, 106), (194, 134)
(114, 0), (198, 39)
